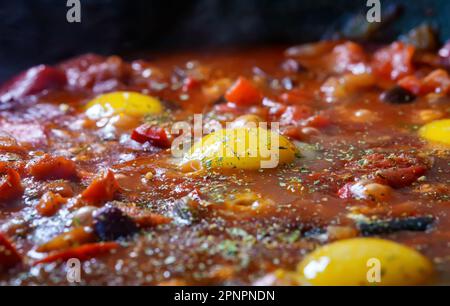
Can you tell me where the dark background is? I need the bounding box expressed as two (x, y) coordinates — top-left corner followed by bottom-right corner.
(0, 0), (449, 82)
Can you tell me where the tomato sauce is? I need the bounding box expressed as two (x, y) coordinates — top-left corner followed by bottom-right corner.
(0, 41), (449, 285)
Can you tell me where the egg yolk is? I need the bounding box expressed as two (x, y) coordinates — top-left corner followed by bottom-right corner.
(185, 127), (297, 170)
(419, 119), (450, 146)
(85, 91), (163, 119)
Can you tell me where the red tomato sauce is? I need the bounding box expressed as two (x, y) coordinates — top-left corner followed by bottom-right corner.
(0, 41), (449, 285)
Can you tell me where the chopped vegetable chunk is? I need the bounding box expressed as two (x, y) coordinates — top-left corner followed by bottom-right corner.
(34, 242), (119, 265)
(225, 77), (262, 106)
(0, 233), (22, 270)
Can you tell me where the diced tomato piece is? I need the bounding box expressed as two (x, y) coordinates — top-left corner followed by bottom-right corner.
(59, 54), (130, 91)
(36, 191), (68, 217)
(330, 42), (368, 74)
(27, 155), (78, 181)
(281, 126), (303, 141)
(398, 69), (450, 96)
(372, 42), (415, 80)
(131, 124), (172, 148)
(0, 65), (66, 103)
(398, 75), (424, 95)
(119, 205), (172, 229)
(304, 114), (331, 129)
(279, 89), (313, 105)
(390, 202), (421, 218)
(33, 242), (119, 265)
(343, 153), (429, 190)
(351, 153), (420, 170)
(81, 170), (121, 205)
(0, 165), (24, 202)
(134, 214), (172, 228)
(0, 233), (22, 270)
(377, 166), (427, 189)
(225, 77), (262, 106)
(280, 105), (313, 126)
(422, 69), (450, 94)
(182, 76), (201, 92)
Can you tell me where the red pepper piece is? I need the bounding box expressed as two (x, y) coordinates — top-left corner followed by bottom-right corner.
(27, 155), (78, 181)
(33, 242), (119, 265)
(372, 42), (415, 80)
(81, 170), (121, 206)
(377, 166), (427, 189)
(182, 76), (201, 91)
(0, 233), (22, 269)
(0, 65), (66, 102)
(131, 124), (172, 148)
(225, 77), (262, 106)
(280, 105), (313, 126)
(0, 165), (24, 202)
(304, 114), (331, 129)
